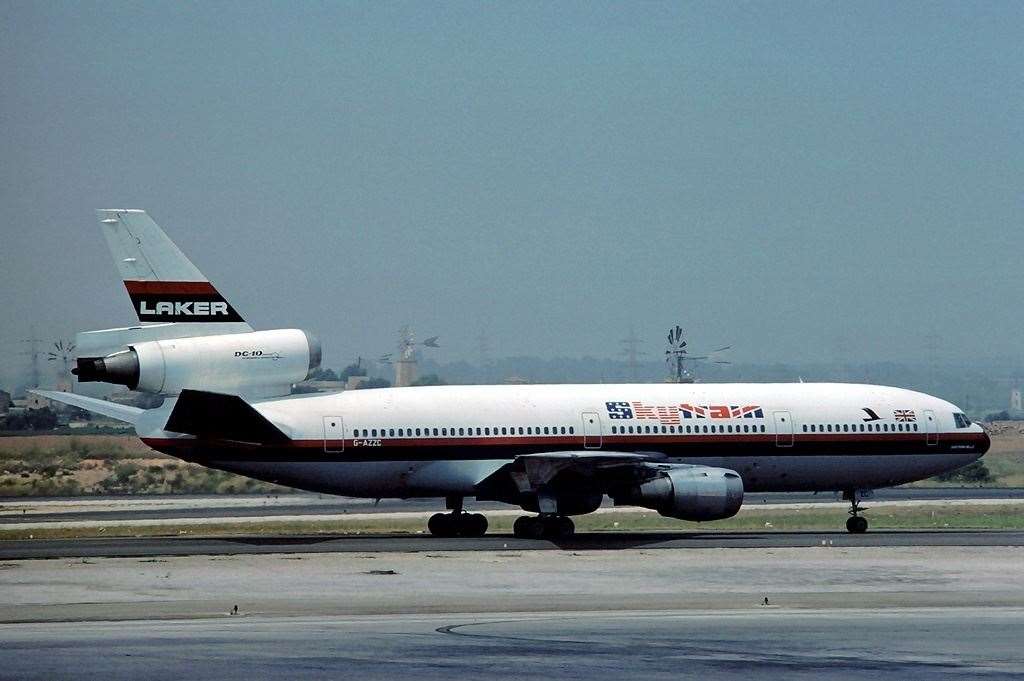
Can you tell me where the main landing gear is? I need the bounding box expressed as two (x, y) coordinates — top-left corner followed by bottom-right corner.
(843, 489), (869, 534)
(512, 515), (575, 539)
(427, 496), (488, 537)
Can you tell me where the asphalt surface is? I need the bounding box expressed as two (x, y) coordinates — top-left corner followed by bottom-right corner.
(1, 487), (1019, 524)
(3, 529), (1023, 560)
(2, 608), (1021, 680)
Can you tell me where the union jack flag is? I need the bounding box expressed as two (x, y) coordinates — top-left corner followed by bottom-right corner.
(894, 410), (916, 422)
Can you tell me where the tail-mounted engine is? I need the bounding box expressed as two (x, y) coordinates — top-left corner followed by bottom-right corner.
(613, 465), (744, 521)
(74, 328), (321, 398)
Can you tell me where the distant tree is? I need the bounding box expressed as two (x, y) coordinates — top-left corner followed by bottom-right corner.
(339, 362), (368, 380)
(309, 367), (339, 381)
(985, 410), (1023, 422)
(356, 377), (391, 389)
(933, 460), (993, 484)
(290, 384), (320, 394)
(1, 407), (58, 431)
(411, 374), (447, 386)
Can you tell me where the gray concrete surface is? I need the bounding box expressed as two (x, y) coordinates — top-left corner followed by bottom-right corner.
(2, 609), (1022, 680)
(2, 529), (1023, 560)
(1, 546), (1023, 679)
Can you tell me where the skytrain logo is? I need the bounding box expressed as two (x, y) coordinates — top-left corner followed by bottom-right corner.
(606, 401), (764, 425)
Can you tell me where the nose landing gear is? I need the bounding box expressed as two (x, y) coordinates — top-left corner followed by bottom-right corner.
(843, 489), (870, 533)
(427, 496), (488, 537)
(427, 511), (488, 537)
(512, 515), (575, 539)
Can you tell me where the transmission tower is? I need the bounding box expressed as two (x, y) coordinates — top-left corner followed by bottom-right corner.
(620, 327), (646, 381)
(477, 329), (491, 374)
(20, 328), (44, 389)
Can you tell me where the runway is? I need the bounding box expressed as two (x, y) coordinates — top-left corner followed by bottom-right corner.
(3, 608), (1022, 680)
(2, 487), (1019, 524)
(2, 529), (1022, 560)
(3, 541), (1024, 679)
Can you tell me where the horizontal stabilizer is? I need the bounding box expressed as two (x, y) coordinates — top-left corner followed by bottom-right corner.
(164, 389), (289, 444)
(30, 390), (143, 425)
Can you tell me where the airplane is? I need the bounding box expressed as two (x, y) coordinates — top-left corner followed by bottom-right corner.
(36, 209), (990, 538)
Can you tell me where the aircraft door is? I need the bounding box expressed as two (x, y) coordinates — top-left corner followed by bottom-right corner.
(773, 411), (794, 447)
(323, 416), (345, 453)
(923, 410), (937, 446)
(582, 412), (602, 450)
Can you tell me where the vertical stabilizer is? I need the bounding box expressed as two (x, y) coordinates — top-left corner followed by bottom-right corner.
(96, 210), (251, 328)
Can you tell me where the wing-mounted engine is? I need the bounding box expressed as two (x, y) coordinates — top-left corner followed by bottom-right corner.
(612, 465), (744, 521)
(73, 328), (321, 399)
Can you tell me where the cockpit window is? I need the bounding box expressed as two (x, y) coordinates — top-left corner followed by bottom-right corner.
(953, 413), (972, 428)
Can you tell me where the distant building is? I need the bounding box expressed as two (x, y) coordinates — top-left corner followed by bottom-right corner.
(345, 376), (367, 390)
(1012, 389), (1023, 414)
(22, 393), (53, 411)
(0, 390), (11, 414)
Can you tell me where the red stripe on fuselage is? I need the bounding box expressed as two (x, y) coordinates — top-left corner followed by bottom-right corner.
(124, 280), (219, 295)
(140, 431), (988, 453)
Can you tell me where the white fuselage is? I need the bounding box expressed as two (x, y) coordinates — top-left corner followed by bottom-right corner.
(140, 382), (988, 500)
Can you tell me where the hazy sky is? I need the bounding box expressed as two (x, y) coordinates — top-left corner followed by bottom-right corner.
(2, 2), (1022, 386)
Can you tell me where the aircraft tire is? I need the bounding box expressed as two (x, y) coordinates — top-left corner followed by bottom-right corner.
(846, 516), (868, 534)
(513, 516), (545, 539)
(462, 513), (488, 537)
(428, 512), (455, 537)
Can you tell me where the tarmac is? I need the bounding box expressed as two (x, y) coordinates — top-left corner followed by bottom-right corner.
(2, 529), (1024, 560)
(2, 491), (1023, 678)
(2, 487), (1020, 524)
(2, 544), (1023, 679)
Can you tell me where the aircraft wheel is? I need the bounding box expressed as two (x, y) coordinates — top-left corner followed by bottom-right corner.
(846, 516), (868, 534)
(428, 512), (454, 537)
(544, 516), (577, 536)
(513, 516), (544, 539)
(462, 513), (488, 537)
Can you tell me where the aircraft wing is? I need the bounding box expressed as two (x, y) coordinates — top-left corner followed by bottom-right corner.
(478, 450), (667, 500)
(30, 390), (143, 425)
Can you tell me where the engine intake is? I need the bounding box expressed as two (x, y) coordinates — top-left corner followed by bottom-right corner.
(614, 466), (744, 521)
(74, 328), (321, 397)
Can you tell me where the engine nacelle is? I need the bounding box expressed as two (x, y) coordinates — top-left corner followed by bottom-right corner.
(615, 466), (744, 522)
(74, 329), (321, 397)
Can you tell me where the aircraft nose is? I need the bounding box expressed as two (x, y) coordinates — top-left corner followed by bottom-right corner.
(978, 429), (991, 455)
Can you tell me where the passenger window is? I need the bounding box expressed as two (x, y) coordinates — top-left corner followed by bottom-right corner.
(842, 424), (848, 432)
(542, 427), (548, 434)
(569, 426), (574, 434)
(703, 425), (709, 433)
